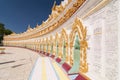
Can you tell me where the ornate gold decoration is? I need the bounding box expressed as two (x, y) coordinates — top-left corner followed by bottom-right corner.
(60, 29), (69, 61)
(48, 39), (51, 53)
(55, 33), (60, 56)
(51, 1), (65, 19)
(69, 17), (88, 73)
(50, 35), (53, 53)
(4, 0), (85, 41)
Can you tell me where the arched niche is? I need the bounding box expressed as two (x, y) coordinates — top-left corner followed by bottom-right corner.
(35, 40), (37, 51)
(41, 39), (44, 51)
(32, 41), (34, 50)
(28, 41), (30, 49)
(44, 38), (46, 52)
(46, 37), (49, 53)
(38, 40), (40, 51)
(36, 40), (39, 51)
(34, 40), (36, 50)
(50, 35), (54, 55)
(47, 38), (50, 53)
(39, 39), (42, 51)
(37, 40), (40, 51)
(55, 33), (59, 57)
(60, 29), (68, 62)
(52, 36), (56, 55)
(69, 17), (88, 74)
(42, 39), (44, 51)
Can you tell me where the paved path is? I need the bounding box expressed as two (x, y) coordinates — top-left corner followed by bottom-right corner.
(0, 47), (39, 80)
(29, 57), (70, 80)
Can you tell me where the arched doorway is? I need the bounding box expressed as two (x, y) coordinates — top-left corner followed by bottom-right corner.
(41, 39), (44, 51)
(48, 39), (50, 53)
(46, 38), (48, 53)
(39, 39), (41, 51)
(50, 35), (53, 55)
(62, 40), (66, 61)
(69, 17), (88, 74)
(51, 43), (53, 54)
(55, 33), (59, 57)
(60, 29), (68, 62)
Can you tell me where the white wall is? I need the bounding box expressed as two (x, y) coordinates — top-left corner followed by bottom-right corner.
(83, 0), (119, 80)
(118, 0), (120, 80)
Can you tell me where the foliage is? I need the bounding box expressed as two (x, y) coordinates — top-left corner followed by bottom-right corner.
(0, 23), (13, 44)
(0, 23), (5, 35)
(4, 29), (13, 35)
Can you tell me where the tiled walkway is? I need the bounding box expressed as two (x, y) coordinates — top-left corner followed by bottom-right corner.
(0, 47), (39, 80)
(29, 57), (70, 80)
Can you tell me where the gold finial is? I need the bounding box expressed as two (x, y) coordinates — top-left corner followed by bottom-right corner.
(27, 25), (31, 29)
(52, 1), (56, 10)
(27, 25), (33, 32)
(36, 23), (39, 27)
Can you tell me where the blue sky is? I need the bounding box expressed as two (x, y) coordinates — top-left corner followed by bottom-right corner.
(0, 0), (63, 33)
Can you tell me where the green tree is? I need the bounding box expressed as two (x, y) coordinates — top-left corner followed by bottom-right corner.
(0, 23), (5, 35)
(0, 23), (5, 43)
(0, 23), (13, 45)
(4, 29), (13, 35)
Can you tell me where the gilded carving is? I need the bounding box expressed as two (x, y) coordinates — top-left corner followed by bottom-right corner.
(60, 29), (69, 61)
(4, 0), (86, 41)
(52, 1), (64, 15)
(70, 17), (88, 73)
(55, 33), (60, 57)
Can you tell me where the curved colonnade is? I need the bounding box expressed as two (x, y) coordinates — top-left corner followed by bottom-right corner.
(3, 0), (119, 80)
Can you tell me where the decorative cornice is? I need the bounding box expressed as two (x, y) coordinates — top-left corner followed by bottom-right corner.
(4, 0), (85, 41)
(82, 0), (112, 19)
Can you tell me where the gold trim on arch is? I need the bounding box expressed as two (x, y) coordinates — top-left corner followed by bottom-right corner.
(55, 33), (60, 56)
(70, 17), (88, 73)
(60, 28), (69, 61)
